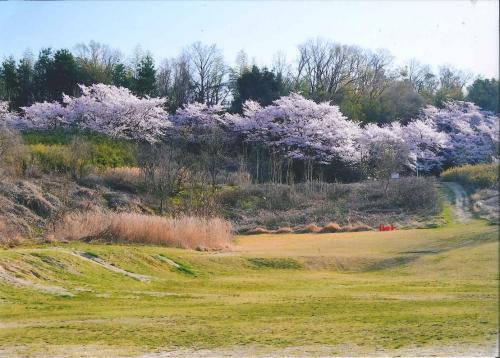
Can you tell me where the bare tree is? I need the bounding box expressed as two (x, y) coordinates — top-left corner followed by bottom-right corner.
(200, 126), (228, 190)
(272, 51), (294, 93)
(401, 59), (432, 93)
(184, 42), (229, 105)
(295, 38), (365, 101)
(155, 140), (187, 214)
(369, 140), (409, 196)
(74, 41), (122, 84)
(156, 56), (192, 110)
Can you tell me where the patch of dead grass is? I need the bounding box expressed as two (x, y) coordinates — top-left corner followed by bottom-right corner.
(51, 210), (232, 250)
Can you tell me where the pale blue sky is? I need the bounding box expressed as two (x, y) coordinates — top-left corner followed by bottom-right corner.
(0, 1), (498, 78)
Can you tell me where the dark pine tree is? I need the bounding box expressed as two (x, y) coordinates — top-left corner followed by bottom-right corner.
(14, 57), (35, 108)
(47, 49), (80, 101)
(134, 54), (157, 97)
(231, 65), (285, 113)
(0, 57), (18, 106)
(33, 48), (54, 102)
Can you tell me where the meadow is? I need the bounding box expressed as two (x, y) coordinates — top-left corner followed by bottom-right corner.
(0, 215), (497, 357)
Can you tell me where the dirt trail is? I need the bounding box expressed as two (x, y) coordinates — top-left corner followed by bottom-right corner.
(443, 182), (472, 223)
(0, 265), (73, 296)
(70, 251), (151, 282)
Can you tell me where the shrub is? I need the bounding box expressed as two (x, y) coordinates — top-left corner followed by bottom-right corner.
(296, 223), (322, 233)
(275, 226), (293, 233)
(50, 210), (233, 250)
(441, 163), (498, 189)
(246, 227), (272, 235)
(388, 177), (441, 211)
(319, 222), (342, 233)
(341, 223), (373, 232)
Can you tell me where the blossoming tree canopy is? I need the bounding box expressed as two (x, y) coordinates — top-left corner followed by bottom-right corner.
(6, 86), (499, 172)
(421, 101), (499, 166)
(0, 101), (21, 128)
(20, 84), (171, 143)
(64, 84), (170, 143)
(397, 119), (448, 172)
(21, 101), (68, 130)
(234, 93), (362, 163)
(171, 102), (227, 128)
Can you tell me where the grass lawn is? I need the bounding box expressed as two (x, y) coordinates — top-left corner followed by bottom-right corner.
(0, 219), (498, 357)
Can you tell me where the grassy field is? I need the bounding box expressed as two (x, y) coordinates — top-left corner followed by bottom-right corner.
(0, 216), (498, 357)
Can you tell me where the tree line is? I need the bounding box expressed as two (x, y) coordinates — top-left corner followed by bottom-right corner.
(2, 84), (497, 184)
(1, 39), (498, 123)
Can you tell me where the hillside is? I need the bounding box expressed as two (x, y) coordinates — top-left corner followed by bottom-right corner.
(0, 215), (497, 357)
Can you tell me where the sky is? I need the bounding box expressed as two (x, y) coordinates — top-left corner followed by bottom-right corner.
(0, 0), (498, 78)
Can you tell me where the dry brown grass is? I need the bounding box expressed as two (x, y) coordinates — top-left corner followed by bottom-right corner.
(102, 167), (143, 185)
(340, 223), (373, 232)
(246, 227), (273, 235)
(319, 222), (342, 233)
(297, 223), (322, 233)
(51, 210), (233, 250)
(275, 226), (293, 234)
(0, 217), (24, 248)
(244, 222), (373, 235)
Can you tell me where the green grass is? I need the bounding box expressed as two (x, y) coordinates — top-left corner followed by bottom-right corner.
(0, 219), (497, 356)
(24, 128), (136, 171)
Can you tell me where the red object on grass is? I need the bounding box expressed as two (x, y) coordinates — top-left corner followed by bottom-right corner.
(378, 224), (395, 231)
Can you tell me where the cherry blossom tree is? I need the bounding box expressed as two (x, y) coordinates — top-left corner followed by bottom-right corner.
(170, 102), (226, 129)
(234, 93), (361, 162)
(398, 119), (448, 174)
(359, 119), (448, 177)
(171, 102), (229, 187)
(63, 84), (170, 143)
(231, 93), (362, 182)
(0, 101), (21, 128)
(358, 123), (409, 179)
(21, 101), (68, 130)
(20, 84), (170, 143)
(420, 101), (499, 166)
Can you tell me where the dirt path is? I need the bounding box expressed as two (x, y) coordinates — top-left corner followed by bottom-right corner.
(0, 265), (73, 297)
(443, 182), (472, 223)
(71, 251), (151, 282)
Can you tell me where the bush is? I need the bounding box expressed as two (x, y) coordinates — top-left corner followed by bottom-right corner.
(441, 163), (498, 189)
(354, 177), (440, 212)
(296, 223), (322, 233)
(388, 177), (441, 211)
(319, 222), (342, 233)
(50, 210), (233, 250)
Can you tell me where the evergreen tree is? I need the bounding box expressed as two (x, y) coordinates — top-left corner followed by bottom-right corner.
(112, 63), (133, 88)
(466, 78), (499, 113)
(134, 54), (156, 97)
(47, 49), (79, 101)
(15, 56), (35, 108)
(231, 65), (285, 113)
(0, 57), (18, 105)
(33, 48), (54, 102)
